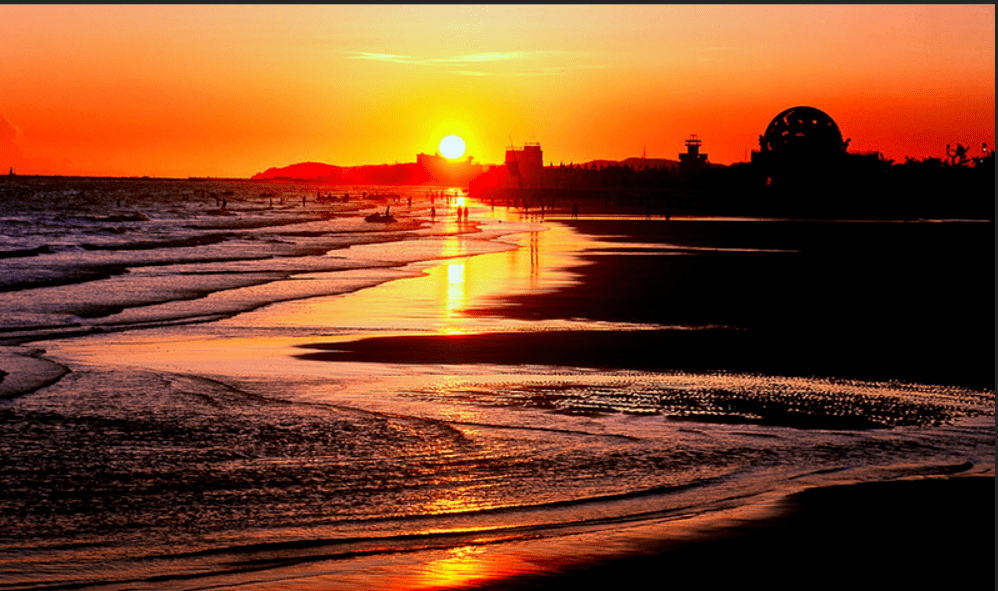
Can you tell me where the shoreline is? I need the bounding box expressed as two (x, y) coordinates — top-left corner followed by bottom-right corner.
(28, 210), (994, 590)
(279, 214), (993, 589)
(288, 214), (994, 589)
(296, 216), (994, 389)
(466, 474), (994, 591)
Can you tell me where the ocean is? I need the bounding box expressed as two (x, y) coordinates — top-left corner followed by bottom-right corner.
(0, 176), (993, 590)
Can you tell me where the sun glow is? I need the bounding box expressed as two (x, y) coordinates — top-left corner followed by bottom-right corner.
(439, 135), (466, 159)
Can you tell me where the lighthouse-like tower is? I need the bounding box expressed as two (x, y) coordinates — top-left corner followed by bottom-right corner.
(679, 134), (708, 171)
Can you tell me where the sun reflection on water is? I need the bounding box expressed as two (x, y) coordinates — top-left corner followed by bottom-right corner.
(408, 543), (546, 591)
(442, 235), (468, 334)
(56, 205), (601, 375)
(414, 545), (490, 590)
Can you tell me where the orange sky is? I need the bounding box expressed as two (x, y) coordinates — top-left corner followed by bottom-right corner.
(1, 5), (993, 178)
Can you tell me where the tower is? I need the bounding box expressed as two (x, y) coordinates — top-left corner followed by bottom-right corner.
(679, 134), (708, 171)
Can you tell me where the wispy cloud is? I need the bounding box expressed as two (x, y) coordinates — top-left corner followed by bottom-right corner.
(346, 51), (531, 66)
(514, 64), (610, 77)
(432, 51), (532, 64)
(345, 50), (604, 76)
(345, 52), (420, 64)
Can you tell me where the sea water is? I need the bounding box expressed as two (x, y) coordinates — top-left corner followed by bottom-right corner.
(0, 177), (993, 590)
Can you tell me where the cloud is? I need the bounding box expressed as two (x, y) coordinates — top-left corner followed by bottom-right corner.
(346, 52), (419, 64)
(513, 64), (610, 77)
(344, 50), (601, 76)
(429, 51), (532, 64)
(346, 50), (532, 66)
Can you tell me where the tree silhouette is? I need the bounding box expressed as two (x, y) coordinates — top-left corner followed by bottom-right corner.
(946, 143), (971, 167)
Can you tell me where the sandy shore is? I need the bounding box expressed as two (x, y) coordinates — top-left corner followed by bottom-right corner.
(471, 475), (994, 590)
(296, 216), (994, 589)
(301, 217), (993, 389)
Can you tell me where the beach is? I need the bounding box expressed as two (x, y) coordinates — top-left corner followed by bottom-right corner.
(1, 182), (993, 590)
(1, 5), (995, 589)
(291, 213), (995, 589)
(471, 476), (995, 590)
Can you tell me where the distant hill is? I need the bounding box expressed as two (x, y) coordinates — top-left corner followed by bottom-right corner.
(251, 157), (486, 186)
(251, 161), (428, 184)
(251, 162), (342, 180)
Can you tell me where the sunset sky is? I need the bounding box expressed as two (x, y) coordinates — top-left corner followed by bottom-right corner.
(1, 5), (993, 178)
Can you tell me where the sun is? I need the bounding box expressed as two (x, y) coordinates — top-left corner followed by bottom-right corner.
(439, 135), (466, 159)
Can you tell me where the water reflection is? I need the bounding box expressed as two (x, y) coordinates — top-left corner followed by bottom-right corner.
(446, 262), (466, 318)
(54, 206), (604, 376)
(413, 545), (490, 590)
(530, 231), (540, 283)
(443, 236), (468, 334)
(409, 544), (542, 591)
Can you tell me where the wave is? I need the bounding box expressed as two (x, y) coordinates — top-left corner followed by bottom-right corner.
(0, 245), (56, 259)
(0, 347), (70, 400)
(78, 233), (232, 252)
(4, 476), (733, 591)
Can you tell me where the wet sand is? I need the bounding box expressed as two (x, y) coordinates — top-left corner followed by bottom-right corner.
(302, 217), (994, 388)
(471, 476), (994, 590)
(297, 216), (994, 589)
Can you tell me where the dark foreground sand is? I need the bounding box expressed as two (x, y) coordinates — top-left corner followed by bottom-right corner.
(475, 476), (994, 591)
(299, 218), (994, 589)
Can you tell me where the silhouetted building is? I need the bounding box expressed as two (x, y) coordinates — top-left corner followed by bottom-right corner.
(750, 106), (850, 191)
(679, 134), (708, 172)
(752, 106), (848, 166)
(505, 143), (544, 187)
